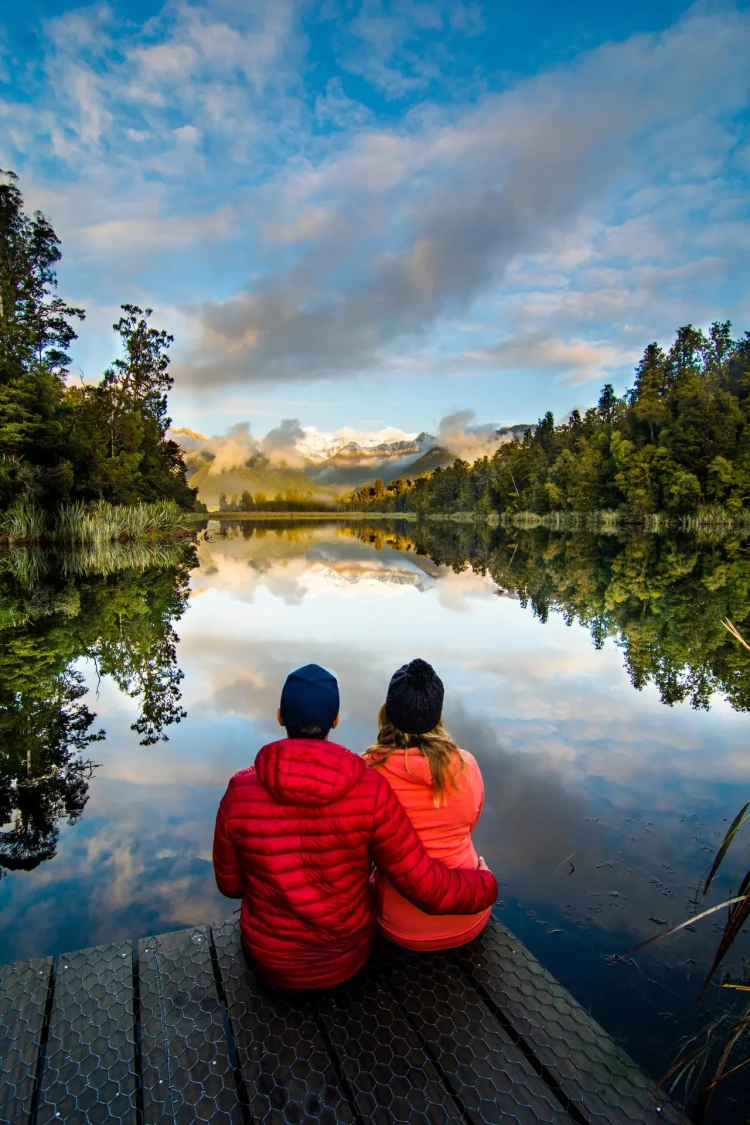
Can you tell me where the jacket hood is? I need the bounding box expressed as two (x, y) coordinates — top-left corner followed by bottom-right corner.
(376, 746), (437, 788)
(255, 737), (366, 807)
(375, 745), (466, 789)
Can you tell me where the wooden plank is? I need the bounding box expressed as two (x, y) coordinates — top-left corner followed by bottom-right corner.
(457, 916), (685, 1125)
(385, 944), (572, 1125)
(316, 953), (466, 1125)
(0, 956), (52, 1125)
(211, 918), (358, 1125)
(36, 941), (136, 1125)
(138, 924), (242, 1125)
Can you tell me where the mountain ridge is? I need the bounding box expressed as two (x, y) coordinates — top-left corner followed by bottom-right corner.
(172, 423), (533, 506)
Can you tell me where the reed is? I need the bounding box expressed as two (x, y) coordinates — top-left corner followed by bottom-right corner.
(628, 620), (750, 1119)
(0, 501), (48, 544)
(52, 500), (188, 544)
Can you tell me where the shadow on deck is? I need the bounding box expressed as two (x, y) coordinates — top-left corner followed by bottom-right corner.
(0, 913), (687, 1124)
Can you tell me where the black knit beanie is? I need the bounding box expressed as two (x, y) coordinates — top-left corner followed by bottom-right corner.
(385, 659), (444, 736)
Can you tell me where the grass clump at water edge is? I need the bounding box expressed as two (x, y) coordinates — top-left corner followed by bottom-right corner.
(627, 620), (750, 1120)
(0, 499), (188, 544)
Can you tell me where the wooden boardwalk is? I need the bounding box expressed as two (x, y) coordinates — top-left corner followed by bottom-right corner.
(0, 913), (687, 1125)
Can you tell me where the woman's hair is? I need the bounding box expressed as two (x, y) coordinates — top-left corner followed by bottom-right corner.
(363, 705), (464, 806)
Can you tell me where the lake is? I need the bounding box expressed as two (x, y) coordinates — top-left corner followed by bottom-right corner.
(1, 518), (749, 1118)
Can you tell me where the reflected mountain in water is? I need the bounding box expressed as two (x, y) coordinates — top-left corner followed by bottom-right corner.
(0, 542), (196, 878)
(193, 520), (445, 600)
(199, 518), (750, 713)
(2, 519), (749, 1119)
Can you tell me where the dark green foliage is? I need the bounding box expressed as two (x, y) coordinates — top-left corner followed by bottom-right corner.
(0, 171), (197, 515)
(393, 522), (750, 713)
(0, 546), (195, 876)
(349, 323), (750, 521)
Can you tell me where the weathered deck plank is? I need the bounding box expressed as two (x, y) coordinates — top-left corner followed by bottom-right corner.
(386, 945), (571, 1125)
(0, 914), (690, 1125)
(212, 919), (358, 1125)
(0, 956), (52, 1125)
(36, 941), (136, 1125)
(138, 924), (241, 1125)
(317, 956), (467, 1125)
(456, 917), (683, 1125)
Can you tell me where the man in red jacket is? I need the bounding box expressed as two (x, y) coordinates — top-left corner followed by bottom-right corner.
(213, 663), (497, 992)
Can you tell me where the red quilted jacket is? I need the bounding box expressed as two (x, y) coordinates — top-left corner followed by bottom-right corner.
(213, 737), (498, 989)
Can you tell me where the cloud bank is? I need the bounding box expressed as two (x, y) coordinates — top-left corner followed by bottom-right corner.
(173, 410), (523, 474)
(1, 0), (748, 412)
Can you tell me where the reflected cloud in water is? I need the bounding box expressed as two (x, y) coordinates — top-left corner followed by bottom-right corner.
(1, 520), (748, 1100)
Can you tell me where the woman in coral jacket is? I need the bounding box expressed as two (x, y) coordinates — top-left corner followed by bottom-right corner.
(213, 663), (497, 994)
(364, 659), (491, 951)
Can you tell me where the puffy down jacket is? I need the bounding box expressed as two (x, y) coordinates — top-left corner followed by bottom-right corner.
(213, 737), (498, 989)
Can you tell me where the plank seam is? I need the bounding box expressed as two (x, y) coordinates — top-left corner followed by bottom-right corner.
(309, 1001), (368, 1125)
(455, 960), (588, 1125)
(207, 926), (253, 1125)
(151, 936), (179, 1123)
(389, 991), (479, 1125)
(29, 960), (55, 1125)
(131, 944), (145, 1125)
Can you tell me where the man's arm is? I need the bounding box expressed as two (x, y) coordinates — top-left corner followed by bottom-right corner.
(213, 786), (244, 898)
(370, 773), (497, 915)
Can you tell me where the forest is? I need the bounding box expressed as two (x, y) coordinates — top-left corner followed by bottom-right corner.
(0, 170), (197, 536)
(346, 324), (750, 522)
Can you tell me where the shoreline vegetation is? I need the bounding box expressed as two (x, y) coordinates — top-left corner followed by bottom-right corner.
(190, 507), (750, 533)
(0, 499), (189, 546)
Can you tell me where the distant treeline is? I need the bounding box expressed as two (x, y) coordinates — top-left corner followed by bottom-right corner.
(345, 323), (750, 523)
(0, 171), (197, 521)
(216, 489), (347, 513)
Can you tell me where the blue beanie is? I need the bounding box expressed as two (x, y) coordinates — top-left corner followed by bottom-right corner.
(280, 664), (340, 732)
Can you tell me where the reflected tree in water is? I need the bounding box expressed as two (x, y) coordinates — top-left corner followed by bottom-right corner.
(0, 545), (195, 876)
(358, 522), (750, 713)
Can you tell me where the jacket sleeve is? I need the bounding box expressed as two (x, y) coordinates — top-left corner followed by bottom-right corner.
(213, 784), (244, 898)
(369, 773), (497, 915)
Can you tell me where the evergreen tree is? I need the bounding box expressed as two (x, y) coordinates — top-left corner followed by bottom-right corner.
(345, 322), (750, 523)
(0, 170), (84, 508)
(0, 172), (197, 515)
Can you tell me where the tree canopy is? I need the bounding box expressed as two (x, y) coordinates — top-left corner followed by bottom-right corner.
(346, 322), (750, 521)
(0, 170), (197, 514)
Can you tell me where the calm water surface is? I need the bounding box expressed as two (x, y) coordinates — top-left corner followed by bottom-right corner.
(1, 519), (749, 1116)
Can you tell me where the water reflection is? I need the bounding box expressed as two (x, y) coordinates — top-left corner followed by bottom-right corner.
(0, 520), (748, 1118)
(405, 520), (750, 711)
(0, 542), (195, 881)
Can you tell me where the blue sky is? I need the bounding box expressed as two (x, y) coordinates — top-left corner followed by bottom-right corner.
(1, 0), (748, 438)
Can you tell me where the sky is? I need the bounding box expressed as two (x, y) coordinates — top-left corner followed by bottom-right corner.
(1, 0), (749, 438)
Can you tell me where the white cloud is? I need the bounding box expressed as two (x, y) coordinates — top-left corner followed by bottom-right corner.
(174, 5), (750, 388)
(0, 1), (747, 403)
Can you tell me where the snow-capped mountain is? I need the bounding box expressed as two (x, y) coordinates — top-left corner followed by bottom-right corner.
(295, 427), (433, 465)
(172, 420), (530, 505)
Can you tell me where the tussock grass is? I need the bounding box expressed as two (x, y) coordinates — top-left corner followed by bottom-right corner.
(0, 501), (48, 543)
(53, 500), (188, 544)
(0, 499), (188, 545)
